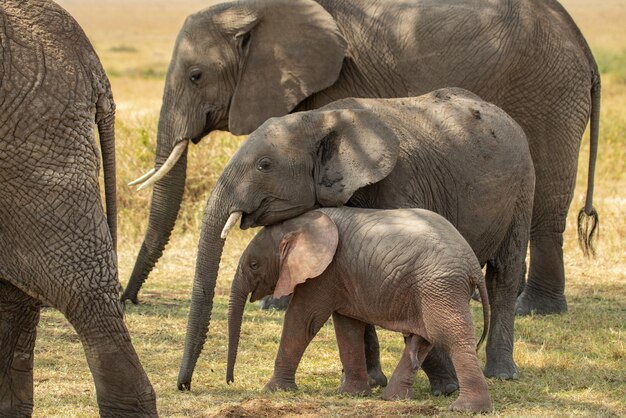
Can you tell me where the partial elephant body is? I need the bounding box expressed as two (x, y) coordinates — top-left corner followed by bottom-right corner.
(178, 88), (534, 391)
(324, 93), (532, 263)
(0, 1), (157, 416)
(128, 0), (600, 319)
(227, 208), (492, 412)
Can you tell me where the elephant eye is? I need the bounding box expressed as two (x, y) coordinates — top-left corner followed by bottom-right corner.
(256, 157), (272, 172)
(249, 260), (259, 270)
(189, 68), (203, 84)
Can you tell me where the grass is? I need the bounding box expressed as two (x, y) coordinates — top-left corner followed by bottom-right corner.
(30, 0), (626, 416)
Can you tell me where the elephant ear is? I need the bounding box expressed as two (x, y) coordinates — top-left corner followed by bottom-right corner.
(314, 108), (401, 206)
(273, 211), (339, 299)
(228, 0), (347, 135)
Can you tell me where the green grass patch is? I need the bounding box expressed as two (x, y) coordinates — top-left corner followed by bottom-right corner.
(109, 44), (139, 53)
(106, 65), (167, 80)
(595, 49), (626, 83)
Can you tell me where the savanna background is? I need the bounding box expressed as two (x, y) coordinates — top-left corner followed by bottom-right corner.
(34, 0), (625, 416)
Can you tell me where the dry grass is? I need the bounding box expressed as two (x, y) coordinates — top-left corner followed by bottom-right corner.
(29, 1), (626, 416)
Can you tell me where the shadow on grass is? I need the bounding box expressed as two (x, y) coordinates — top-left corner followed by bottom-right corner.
(481, 365), (624, 416)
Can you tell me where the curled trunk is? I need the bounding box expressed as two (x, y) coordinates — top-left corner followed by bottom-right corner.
(177, 184), (231, 390)
(226, 274), (249, 384)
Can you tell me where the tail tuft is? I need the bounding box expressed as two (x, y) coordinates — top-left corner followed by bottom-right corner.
(577, 207), (599, 257)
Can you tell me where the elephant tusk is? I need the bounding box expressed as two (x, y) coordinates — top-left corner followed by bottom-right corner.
(128, 168), (156, 186)
(136, 140), (189, 191)
(221, 211), (242, 239)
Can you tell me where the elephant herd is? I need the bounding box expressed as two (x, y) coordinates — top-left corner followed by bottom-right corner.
(0, 0), (600, 416)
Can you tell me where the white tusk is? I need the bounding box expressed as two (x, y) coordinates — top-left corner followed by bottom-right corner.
(128, 168), (156, 186)
(221, 211), (243, 239)
(137, 140), (189, 191)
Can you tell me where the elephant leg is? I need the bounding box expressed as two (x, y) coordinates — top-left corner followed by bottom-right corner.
(382, 335), (431, 401)
(483, 261), (521, 380)
(332, 313), (371, 396)
(447, 337), (491, 412)
(421, 346), (458, 396)
(364, 324), (388, 388)
(484, 211), (529, 380)
(265, 289), (332, 392)
(517, 119), (583, 316)
(422, 300), (491, 412)
(0, 281), (41, 418)
(516, 232), (568, 315)
(59, 286), (157, 418)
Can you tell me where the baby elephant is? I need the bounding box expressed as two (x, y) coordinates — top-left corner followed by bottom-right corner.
(227, 207), (492, 413)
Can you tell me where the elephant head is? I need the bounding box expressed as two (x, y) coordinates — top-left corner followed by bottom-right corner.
(177, 106), (401, 389)
(123, 0), (347, 303)
(226, 211), (339, 384)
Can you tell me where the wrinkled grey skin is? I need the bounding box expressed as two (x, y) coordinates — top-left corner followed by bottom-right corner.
(227, 208), (493, 413)
(0, 2), (157, 416)
(178, 89), (535, 393)
(125, 0), (600, 318)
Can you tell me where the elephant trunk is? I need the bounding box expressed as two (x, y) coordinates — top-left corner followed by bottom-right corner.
(226, 270), (249, 384)
(122, 106), (189, 304)
(177, 182), (232, 390)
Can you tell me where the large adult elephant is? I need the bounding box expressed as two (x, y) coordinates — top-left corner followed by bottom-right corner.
(0, 1), (157, 416)
(124, 0), (599, 317)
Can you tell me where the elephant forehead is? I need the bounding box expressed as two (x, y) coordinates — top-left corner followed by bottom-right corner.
(175, 37), (223, 66)
(246, 227), (277, 255)
(250, 117), (304, 146)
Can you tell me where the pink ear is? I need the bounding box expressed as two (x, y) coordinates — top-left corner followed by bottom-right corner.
(273, 211), (339, 298)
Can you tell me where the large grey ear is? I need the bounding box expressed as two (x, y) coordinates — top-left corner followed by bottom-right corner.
(228, 0), (347, 135)
(313, 109), (401, 206)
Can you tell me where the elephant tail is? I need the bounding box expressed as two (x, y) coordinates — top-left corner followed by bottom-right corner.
(470, 269), (490, 352)
(577, 73), (601, 257)
(96, 91), (117, 253)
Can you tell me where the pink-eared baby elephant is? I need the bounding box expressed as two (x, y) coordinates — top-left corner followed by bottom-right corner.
(227, 208), (492, 413)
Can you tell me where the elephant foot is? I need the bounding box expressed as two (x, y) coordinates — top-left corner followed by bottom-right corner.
(424, 366), (458, 396)
(120, 290), (139, 305)
(422, 348), (458, 396)
(338, 377), (372, 396)
(259, 295), (291, 311)
(484, 357), (519, 380)
(381, 382), (414, 401)
(367, 368), (388, 388)
(430, 380), (458, 397)
(263, 377), (298, 392)
(449, 394), (492, 413)
(515, 287), (567, 316)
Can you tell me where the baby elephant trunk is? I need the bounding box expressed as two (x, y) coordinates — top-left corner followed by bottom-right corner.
(226, 276), (250, 384)
(472, 271), (491, 351)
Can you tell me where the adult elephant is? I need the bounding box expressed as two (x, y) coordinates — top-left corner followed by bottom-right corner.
(0, 1), (157, 416)
(124, 0), (599, 317)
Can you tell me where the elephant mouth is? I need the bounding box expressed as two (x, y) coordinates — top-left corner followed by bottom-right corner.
(190, 117), (213, 144)
(250, 282), (276, 302)
(190, 108), (229, 144)
(240, 200), (315, 230)
(240, 212), (257, 229)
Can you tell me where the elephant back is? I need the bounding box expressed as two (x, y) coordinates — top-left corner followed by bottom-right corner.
(330, 88), (534, 264)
